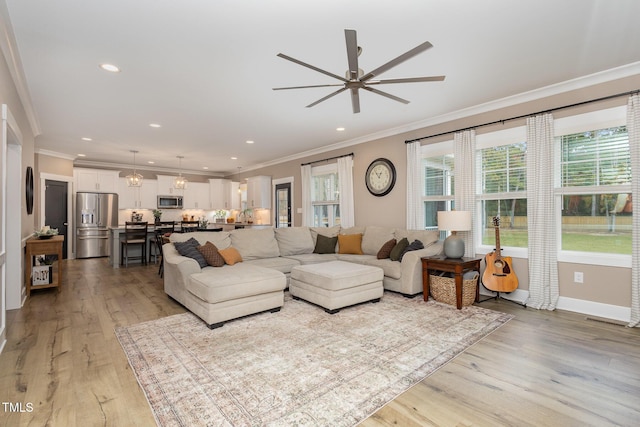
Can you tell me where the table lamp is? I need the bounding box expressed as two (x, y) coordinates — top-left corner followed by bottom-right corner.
(437, 210), (472, 258)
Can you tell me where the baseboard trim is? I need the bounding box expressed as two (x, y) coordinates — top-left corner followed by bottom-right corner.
(479, 290), (630, 323)
(556, 296), (631, 324)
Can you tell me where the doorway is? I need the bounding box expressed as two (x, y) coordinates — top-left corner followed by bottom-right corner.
(45, 180), (69, 258)
(275, 182), (292, 228)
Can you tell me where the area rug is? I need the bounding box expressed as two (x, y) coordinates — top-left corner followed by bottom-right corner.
(115, 293), (513, 427)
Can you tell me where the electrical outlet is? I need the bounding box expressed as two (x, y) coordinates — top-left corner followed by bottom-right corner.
(574, 272), (584, 283)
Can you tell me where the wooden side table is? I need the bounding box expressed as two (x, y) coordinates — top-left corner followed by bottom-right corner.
(25, 235), (64, 296)
(421, 256), (481, 309)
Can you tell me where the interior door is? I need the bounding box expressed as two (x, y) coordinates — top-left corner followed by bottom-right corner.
(45, 180), (68, 258)
(275, 183), (291, 228)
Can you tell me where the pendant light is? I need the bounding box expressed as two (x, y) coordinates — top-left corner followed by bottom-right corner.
(174, 155), (188, 189)
(126, 150), (143, 187)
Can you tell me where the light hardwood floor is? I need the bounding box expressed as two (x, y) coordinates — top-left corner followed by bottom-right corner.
(1, 258), (639, 426)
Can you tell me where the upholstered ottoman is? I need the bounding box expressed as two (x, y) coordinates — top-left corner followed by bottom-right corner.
(289, 260), (384, 313)
(186, 264), (287, 329)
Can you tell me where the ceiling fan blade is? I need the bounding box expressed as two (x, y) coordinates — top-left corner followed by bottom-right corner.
(363, 86), (410, 104)
(366, 75), (446, 85)
(345, 29), (359, 80)
(360, 41), (433, 81)
(277, 53), (348, 83)
(273, 83), (345, 90)
(306, 87), (348, 108)
(350, 88), (360, 114)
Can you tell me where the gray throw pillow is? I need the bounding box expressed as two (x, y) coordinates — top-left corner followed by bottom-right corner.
(400, 239), (424, 261)
(389, 238), (409, 261)
(313, 234), (338, 254)
(174, 238), (208, 268)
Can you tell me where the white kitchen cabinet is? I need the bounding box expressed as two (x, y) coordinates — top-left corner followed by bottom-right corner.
(117, 178), (136, 209)
(74, 168), (119, 193)
(209, 179), (224, 210)
(224, 180), (240, 210)
(246, 175), (271, 209)
(156, 175), (182, 196)
(139, 180), (158, 209)
(118, 178), (158, 209)
(184, 182), (210, 209)
(210, 179), (240, 210)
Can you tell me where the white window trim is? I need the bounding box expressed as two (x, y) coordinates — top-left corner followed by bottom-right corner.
(553, 106), (629, 266)
(475, 126), (528, 255)
(310, 163), (339, 227)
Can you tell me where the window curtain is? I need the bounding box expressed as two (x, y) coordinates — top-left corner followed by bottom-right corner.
(406, 141), (423, 229)
(628, 94), (640, 327)
(337, 156), (355, 228)
(526, 113), (559, 310)
(453, 130), (475, 257)
(300, 164), (313, 226)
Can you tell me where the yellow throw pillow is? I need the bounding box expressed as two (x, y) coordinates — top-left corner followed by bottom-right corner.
(338, 233), (363, 255)
(218, 247), (243, 265)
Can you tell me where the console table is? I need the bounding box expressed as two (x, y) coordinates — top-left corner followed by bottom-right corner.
(25, 235), (64, 296)
(421, 256), (481, 309)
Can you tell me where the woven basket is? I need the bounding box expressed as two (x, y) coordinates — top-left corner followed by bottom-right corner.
(430, 274), (477, 307)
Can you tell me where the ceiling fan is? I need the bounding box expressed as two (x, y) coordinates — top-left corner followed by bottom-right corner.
(273, 29), (445, 114)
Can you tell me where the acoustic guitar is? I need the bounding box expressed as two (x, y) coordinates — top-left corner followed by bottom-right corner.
(482, 216), (519, 293)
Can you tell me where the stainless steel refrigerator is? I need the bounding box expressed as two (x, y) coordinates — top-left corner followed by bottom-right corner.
(75, 192), (118, 258)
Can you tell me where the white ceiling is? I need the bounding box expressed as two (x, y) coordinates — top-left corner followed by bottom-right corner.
(5, 0), (640, 175)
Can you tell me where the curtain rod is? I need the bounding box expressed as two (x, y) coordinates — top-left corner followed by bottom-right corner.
(405, 89), (640, 144)
(301, 152), (354, 166)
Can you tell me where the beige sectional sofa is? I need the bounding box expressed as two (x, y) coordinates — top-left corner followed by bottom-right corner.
(163, 226), (443, 327)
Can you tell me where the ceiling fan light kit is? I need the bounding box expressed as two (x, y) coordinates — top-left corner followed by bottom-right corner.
(274, 29), (445, 113)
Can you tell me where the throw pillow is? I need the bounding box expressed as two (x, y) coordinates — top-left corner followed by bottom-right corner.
(376, 238), (397, 259)
(338, 233), (364, 255)
(174, 238), (208, 268)
(313, 234), (338, 254)
(400, 239), (424, 261)
(197, 241), (225, 267)
(218, 247), (243, 265)
(389, 237), (409, 261)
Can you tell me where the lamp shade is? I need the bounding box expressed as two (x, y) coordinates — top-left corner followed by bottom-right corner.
(437, 210), (472, 231)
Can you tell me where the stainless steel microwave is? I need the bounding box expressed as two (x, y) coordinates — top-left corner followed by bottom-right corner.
(157, 195), (183, 209)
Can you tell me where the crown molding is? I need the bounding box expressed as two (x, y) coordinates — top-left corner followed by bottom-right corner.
(36, 148), (76, 161)
(73, 158), (224, 178)
(0, 0), (41, 137)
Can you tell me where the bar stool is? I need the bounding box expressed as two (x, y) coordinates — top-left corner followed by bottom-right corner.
(180, 221), (199, 233)
(150, 221), (175, 264)
(121, 222), (148, 267)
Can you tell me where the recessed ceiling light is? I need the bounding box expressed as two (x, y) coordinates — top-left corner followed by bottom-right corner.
(77, 153), (86, 157)
(99, 63), (121, 73)
(147, 161), (155, 164)
(231, 157), (238, 160)
(149, 123), (161, 128)
(202, 166), (209, 170)
(336, 127), (345, 131)
(245, 140), (254, 144)
(81, 137), (92, 141)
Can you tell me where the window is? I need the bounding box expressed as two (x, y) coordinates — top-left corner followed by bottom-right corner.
(310, 164), (340, 227)
(477, 139), (528, 248)
(422, 141), (454, 232)
(557, 125), (631, 256)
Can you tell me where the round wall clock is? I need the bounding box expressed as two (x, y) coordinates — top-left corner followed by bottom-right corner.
(365, 158), (396, 197)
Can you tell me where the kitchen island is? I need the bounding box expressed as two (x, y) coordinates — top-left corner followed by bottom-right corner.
(108, 224), (224, 268)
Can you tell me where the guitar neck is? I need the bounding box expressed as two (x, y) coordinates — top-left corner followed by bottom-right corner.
(494, 226), (502, 258)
